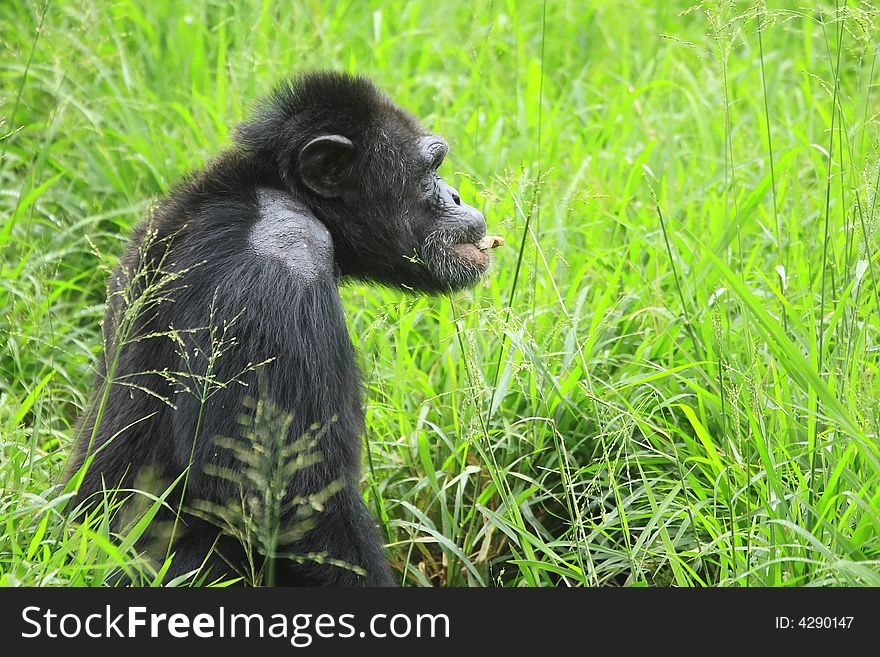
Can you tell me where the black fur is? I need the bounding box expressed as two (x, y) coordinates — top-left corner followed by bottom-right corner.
(65, 71), (491, 586)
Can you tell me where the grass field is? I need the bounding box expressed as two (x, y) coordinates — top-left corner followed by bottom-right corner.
(2, 0), (879, 587)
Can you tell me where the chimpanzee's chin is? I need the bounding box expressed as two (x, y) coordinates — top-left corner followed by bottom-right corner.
(437, 262), (490, 293)
(418, 239), (492, 293)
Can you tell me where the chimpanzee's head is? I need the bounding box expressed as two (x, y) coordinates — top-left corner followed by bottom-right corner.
(236, 71), (502, 293)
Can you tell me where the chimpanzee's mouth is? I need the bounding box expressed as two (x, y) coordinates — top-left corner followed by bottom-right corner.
(450, 234), (505, 267)
(420, 228), (505, 288)
(451, 242), (488, 266)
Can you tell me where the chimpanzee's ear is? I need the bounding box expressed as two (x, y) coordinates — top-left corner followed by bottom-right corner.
(298, 135), (356, 198)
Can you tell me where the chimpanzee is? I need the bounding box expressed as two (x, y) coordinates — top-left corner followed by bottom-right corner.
(65, 71), (503, 586)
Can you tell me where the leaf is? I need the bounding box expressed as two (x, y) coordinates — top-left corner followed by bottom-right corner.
(12, 370), (55, 426)
(678, 404), (724, 475)
(853, 259), (868, 297)
(26, 513), (50, 561)
(702, 248), (862, 438)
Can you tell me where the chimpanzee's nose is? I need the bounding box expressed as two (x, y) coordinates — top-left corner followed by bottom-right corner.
(439, 178), (487, 235)
(461, 202), (487, 237)
(440, 180), (462, 207)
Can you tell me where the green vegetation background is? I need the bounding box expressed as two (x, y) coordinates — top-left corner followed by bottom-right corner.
(2, 0), (879, 586)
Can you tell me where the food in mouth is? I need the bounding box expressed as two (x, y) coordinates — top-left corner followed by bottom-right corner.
(451, 234), (505, 266)
(476, 235), (505, 251)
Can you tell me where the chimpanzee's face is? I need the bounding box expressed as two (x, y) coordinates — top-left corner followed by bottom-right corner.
(404, 133), (499, 291)
(295, 112), (502, 293)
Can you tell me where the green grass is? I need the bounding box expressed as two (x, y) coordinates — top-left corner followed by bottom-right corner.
(2, 0), (879, 586)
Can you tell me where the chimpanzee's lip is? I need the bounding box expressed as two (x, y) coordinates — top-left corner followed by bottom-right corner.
(450, 235), (503, 268)
(450, 233), (505, 253)
(451, 241), (491, 267)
